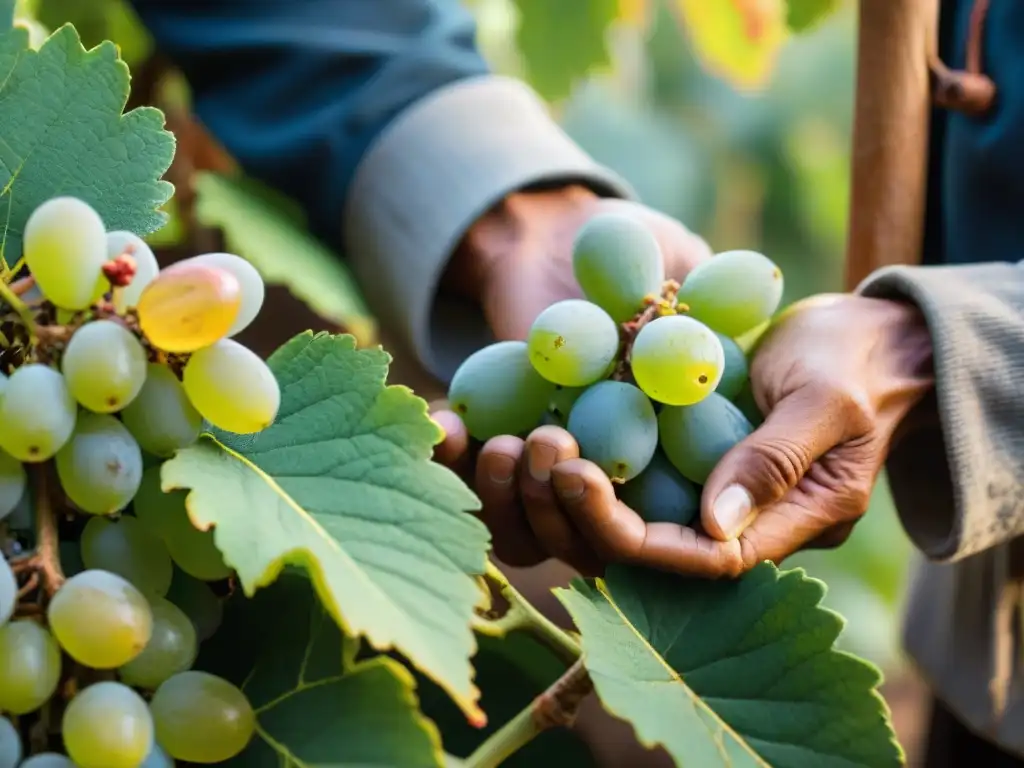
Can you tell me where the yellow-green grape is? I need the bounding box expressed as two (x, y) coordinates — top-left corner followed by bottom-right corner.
(0, 449), (26, 522)
(62, 682), (154, 768)
(119, 598), (198, 689)
(23, 197), (107, 310)
(447, 341), (555, 440)
(0, 620), (62, 714)
(572, 212), (665, 322)
(527, 299), (620, 387)
(80, 515), (173, 598)
(150, 671), (256, 764)
(55, 413), (143, 515)
(47, 569), (153, 669)
(183, 339), (280, 434)
(120, 364), (204, 457)
(630, 315), (724, 406)
(107, 231), (161, 310)
(61, 320), (148, 413)
(0, 364), (77, 462)
(676, 250), (784, 337)
(0, 716), (21, 768)
(137, 263), (242, 353)
(134, 467), (232, 582)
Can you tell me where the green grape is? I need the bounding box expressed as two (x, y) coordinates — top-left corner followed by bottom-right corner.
(732, 382), (765, 428)
(447, 341), (555, 441)
(151, 671), (255, 763)
(630, 315), (724, 406)
(0, 364), (77, 462)
(121, 364), (204, 457)
(61, 320), (149, 413)
(527, 299), (620, 387)
(165, 567), (224, 642)
(572, 212), (665, 322)
(0, 620), (62, 714)
(55, 413), (143, 515)
(62, 681), (154, 768)
(659, 393), (754, 485)
(618, 450), (700, 526)
(187, 252), (266, 336)
(566, 381), (657, 482)
(23, 197), (107, 310)
(81, 515), (173, 598)
(0, 556), (15, 626)
(546, 385), (586, 427)
(135, 468), (231, 582)
(0, 716), (20, 768)
(107, 231), (161, 310)
(676, 250), (784, 337)
(19, 754), (77, 768)
(714, 332), (749, 402)
(183, 339), (280, 434)
(47, 569), (153, 669)
(119, 598), (197, 689)
(0, 449), (26, 521)
(140, 743), (174, 768)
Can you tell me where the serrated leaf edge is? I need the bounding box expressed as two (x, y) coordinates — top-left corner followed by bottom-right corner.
(162, 435), (486, 726)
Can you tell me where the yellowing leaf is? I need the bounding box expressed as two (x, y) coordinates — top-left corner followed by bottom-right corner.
(161, 332), (490, 724)
(674, 0), (789, 90)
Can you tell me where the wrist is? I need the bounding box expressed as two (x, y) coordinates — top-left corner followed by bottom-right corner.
(864, 297), (935, 432)
(440, 184), (599, 303)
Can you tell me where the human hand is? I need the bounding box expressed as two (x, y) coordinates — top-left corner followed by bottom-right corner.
(437, 293), (935, 577)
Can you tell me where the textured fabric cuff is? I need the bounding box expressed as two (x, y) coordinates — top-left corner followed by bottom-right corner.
(343, 75), (636, 383)
(858, 262), (1024, 561)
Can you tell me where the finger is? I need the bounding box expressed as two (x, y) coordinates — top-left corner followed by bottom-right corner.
(521, 427), (603, 574)
(804, 522), (855, 551)
(430, 409), (471, 474)
(550, 459), (647, 563)
(701, 383), (862, 542)
(475, 436), (545, 568)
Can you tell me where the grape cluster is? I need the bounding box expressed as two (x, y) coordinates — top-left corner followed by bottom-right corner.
(448, 212), (783, 528)
(0, 196), (281, 766)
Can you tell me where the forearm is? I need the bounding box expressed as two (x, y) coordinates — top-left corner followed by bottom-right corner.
(858, 261), (1024, 561)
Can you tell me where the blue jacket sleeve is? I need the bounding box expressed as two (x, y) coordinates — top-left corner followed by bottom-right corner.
(127, 0), (489, 241)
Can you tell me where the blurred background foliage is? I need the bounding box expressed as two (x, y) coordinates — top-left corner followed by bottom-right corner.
(18, 0), (912, 674)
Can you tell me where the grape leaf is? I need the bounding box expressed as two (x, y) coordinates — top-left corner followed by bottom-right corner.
(0, 24), (174, 264)
(161, 332), (490, 723)
(195, 572), (445, 767)
(555, 563), (903, 768)
(785, 0), (841, 32)
(673, 0), (789, 90)
(511, 0), (618, 102)
(193, 171), (377, 347)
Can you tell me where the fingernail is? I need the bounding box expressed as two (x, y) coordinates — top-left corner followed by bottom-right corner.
(488, 455), (516, 486)
(553, 473), (585, 501)
(528, 444), (557, 483)
(712, 485), (755, 539)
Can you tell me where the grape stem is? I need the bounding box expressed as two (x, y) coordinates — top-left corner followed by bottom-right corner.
(462, 659), (594, 768)
(612, 278), (683, 382)
(472, 560), (581, 664)
(31, 464), (64, 598)
(0, 277), (37, 343)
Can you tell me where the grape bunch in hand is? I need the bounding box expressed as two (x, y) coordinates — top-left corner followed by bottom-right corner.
(444, 212), (784, 571)
(0, 196), (280, 767)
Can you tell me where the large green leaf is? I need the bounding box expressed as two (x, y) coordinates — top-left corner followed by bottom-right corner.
(785, 0), (841, 32)
(511, 0), (618, 102)
(195, 572), (445, 766)
(0, 24), (173, 263)
(555, 563), (903, 767)
(161, 332), (490, 723)
(193, 171), (377, 347)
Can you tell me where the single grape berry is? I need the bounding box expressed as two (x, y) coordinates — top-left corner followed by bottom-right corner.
(447, 341), (555, 441)
(676, 250), (784, 337)
(618, 450), (700, 526)
(572, 212), (665, 322)
(631, 315), (724, 406)
(80, 515), (173, 598)
(182, 338), (280, 434)
(0, 716), (22, 768)
(62, 320), (149, 413)
(118, 598), (198, 689)
(0, 556), (16, 626)
(0, 620), (62, 714)
(62, 681), (154, 768)
(55, 413), (143, 515)
(0, 449), (26, 521)
(659, 392), (754, 485)
(164, 567), (224, 642)
(527, 299), (620, 387)
(120, 364), (204, 457)
(0, 364), (77, 462)
(137, 263), (242, 353)
(566, 381), (658, 482)
(184, 252), (266, 336)
(23, 197), (107, 310)
(714, 332), (749, 402)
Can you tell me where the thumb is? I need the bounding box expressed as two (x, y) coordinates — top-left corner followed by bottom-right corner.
(700, 383), (856, 541)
